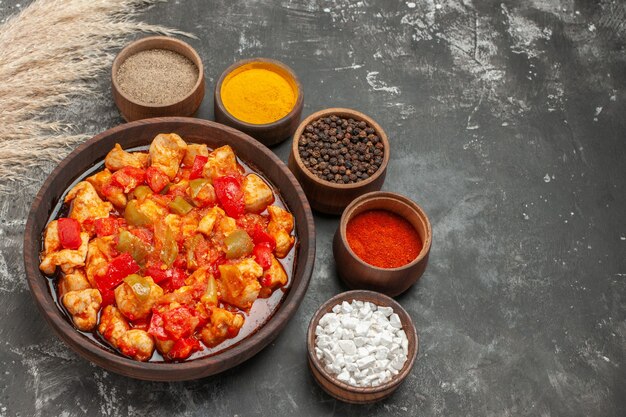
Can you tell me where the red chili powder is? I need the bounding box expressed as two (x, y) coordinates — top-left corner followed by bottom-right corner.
(346, 209), (422, 268)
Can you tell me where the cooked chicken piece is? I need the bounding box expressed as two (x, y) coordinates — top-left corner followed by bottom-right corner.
(105, 143), (149, 171)
(263, 255), (288, 289)
(62, 289), (102, 331)
(154, 338), (175, 356)
(98, 305), (130, 348)
(156, 286), (196, 307)
(185, 267), (208, 289)
(135, 197), (169, 224)
(64, 181), (113, 224)
(267, 205), (294, 232)
(114, 276), (164, 321)
(182, 143), (209, 167)
(217, 215), (238, 236)
(202, 145), (240, 180)
(85, 236), (116, 288)
(117, 329), (155, 362)
(163, 213), (182, 237)
(85, 169), (127, 209)
(200, 307), (244, 348)
(58, 269), (91, 298)
(218, 258), (262, 309)
(271, 228), (295, 259)
(197, 206), (225, 236)
(39, 222), (89, 275)
(180, 211), (200, 240)
(42, 219), (62, 254)
(242, 174), (274, 213)
(267, 205), (295, 258)
(149, 133), (188, 180)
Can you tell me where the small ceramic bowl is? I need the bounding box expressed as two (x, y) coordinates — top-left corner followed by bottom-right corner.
(333, 192), (432, 297)
(112, 36), (205, 122)
(214, 58), (304, 147)
(307, 290), (419, 404)
(288, 108), (390, 215)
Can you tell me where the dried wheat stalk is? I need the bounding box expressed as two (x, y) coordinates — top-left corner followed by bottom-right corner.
(0, 0), (193, 192)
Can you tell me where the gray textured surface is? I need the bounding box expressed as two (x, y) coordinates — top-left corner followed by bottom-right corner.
(1, 0), (625, 416)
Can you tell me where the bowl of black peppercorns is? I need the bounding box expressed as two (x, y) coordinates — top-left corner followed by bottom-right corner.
(288, 108), (390, 215)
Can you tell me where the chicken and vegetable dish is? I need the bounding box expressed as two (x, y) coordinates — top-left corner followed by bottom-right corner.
(40, 133), (296, 362)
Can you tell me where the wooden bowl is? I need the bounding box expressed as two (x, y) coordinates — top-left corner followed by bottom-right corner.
(333, 192), (431, 297)
(306, 290), (419, 404)
(288, 108), (390, 215)
(112, 36), (205, 122)
(23, 117), (316, 381)
(214, 58), (304, 147)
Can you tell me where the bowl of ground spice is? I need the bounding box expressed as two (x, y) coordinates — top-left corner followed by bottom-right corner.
(214, 58), (303, 146)
(333, 192), (432, 297)
(112, 36), (205, 122)
(288, 108), (390, 215)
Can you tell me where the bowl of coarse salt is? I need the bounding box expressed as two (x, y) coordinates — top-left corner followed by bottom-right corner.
(306, 290), (418, 404)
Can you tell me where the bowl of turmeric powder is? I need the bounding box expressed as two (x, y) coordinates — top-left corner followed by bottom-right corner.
(214, 58), (304, 147)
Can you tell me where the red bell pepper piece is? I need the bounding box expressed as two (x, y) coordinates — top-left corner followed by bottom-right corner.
(253, 242), (273, 269)
(94, 217), (120, 237)
(144, 265), (187, 291)
(145, 166), (170, 193)
(96, 253), (140, 291)
(130, 227), (153, 245)
(57, 218), (82, 250)
(213, 175), (245, 218)
(168, 337), (202, 361)
(249, 224), (276, 249)
(111, 167), (145, 193)
(162, 306), (199, 340)
(99, 287), (116, 307)
(189, 155), (208, 180)
(147, 311), (168, 340)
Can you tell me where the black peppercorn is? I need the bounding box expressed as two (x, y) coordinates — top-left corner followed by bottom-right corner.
(298, 115), (384, 185)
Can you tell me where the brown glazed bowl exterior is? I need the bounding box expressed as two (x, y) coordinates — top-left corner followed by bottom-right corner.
(333, 192), (432, 297)
(288, 108), (390, 215)
(307, 290), (419, 404)
(112, 36), (205, 122)
(23, 117), (315, 381)
(214, 58), (304, 147)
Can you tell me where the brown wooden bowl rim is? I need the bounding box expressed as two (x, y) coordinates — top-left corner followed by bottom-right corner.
(214, 57), (304, 129)
(306, 290), (419, 395)
(290, 108), (390, 190)
(23, 117), (316, 381)
(111, 36), (205, 108)
(339, 191), (432, 272)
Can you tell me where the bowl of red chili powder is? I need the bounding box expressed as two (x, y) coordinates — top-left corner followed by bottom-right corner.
(333, 191), (432, 297)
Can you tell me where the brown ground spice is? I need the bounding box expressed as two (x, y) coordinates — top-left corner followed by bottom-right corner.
(116, 49), (198, 105)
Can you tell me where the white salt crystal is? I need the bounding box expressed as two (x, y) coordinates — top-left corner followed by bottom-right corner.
(337, 370), (350, 382)
(356, 355), (376, 369)
(338, 340), (357, 355)
(378, 306), (394, 317)
(389, 313), (402, 329)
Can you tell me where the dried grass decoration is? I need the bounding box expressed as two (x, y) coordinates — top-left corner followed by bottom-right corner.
(0, 0), (193, 192)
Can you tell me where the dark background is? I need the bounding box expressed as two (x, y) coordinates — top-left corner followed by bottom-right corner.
(0, 0), (624, 416)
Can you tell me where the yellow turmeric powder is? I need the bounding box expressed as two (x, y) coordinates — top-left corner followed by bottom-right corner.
(221, 66), (297, 124)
